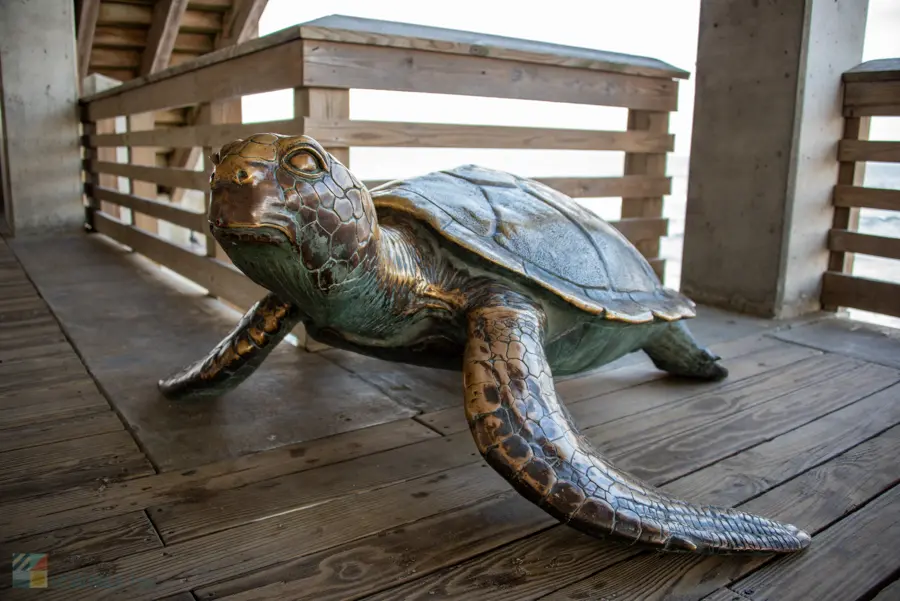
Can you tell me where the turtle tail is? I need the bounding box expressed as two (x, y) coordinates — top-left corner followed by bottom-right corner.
(464, 298), (811, 554)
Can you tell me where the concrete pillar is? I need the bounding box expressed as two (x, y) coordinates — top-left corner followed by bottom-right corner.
(682, 0), (869, 318)
(0, 0), (83, 236)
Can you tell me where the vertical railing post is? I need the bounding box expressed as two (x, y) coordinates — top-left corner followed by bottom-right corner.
(824, 115), (871, 311)
(295, 87), (351, 166)
(623, 109), (670, 282)
(127, 112), (157, 232)
(292, 86), (350, 350)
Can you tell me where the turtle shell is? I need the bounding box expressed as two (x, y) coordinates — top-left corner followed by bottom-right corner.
(371, 165), (695, 323)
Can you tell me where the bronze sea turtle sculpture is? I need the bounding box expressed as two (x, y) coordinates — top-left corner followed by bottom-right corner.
(160, 133), (811, 554)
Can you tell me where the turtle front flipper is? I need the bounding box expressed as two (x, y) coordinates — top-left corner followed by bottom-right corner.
(159, 293), (302, 401)
(464, 290), (810, 554)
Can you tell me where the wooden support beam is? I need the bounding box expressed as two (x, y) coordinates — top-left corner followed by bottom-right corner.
(141, 0), (190, 76)
(622, 109), (670, 280)
(76, 0), (101, 83)
(127, 112), (159, 233)
(825, 116), (870, 310)
(217, 0), (268, 47)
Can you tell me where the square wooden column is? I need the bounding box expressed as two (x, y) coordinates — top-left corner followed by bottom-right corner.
(682, 0), (869, 318)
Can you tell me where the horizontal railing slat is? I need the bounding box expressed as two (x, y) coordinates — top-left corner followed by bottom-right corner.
(821, 272), (900, 318)
(85, 160), (209, 190)
(366, 175), (672, 198)
(829, 229), (900, 261)
(833, 185), (900, 212)
(87, 119), (674, 153)
(86, 119), (303, 149)
(93, 213), (265, 309)
(87, 185), (207, 231)
(302, 41), (679, 112)
(304, 121), (674, 152)
(843, 80), (900, 117)
(838, 140), (900, 163)
(609, 217), (668, 243)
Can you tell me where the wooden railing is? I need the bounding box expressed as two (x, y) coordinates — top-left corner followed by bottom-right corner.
(823, 59), (900, 319)
(79, 15), (689, 342)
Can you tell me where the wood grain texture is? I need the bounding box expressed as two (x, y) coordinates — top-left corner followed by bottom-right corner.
(0, 411), (123, 453)
(86, 159), (208, 190)
(871, 579), (900, 601)
(667, 382), (900, 506)
(0, 430), (154, 500)
(297, 15), (689, 79)
(838, 140), (900, 163)
(86, 118), (673, 153)
(370, 410), (900, 601)
(0, 512), (161, 575)
(84, 39), (305, 119)
(843, 80), (900, 117)
(150, 343), (824, 545)
(829, 229), (900, 261)
(302, 41), (679, 112)
(0, 418), (436, 540)
(77, 0), (101, 82)
(833, 184), (900, 211)
(88, 184), (207, 231)
(732, 484), (900, 601)
(821, 272), (900, 318)
(93, 212), (265, 309)
(622, 110), (669, 264)
(141, 0), (190, 75)
(826, 116), (870, 290)
(27, 463), (511, 601)
(770, 317), (900, 370)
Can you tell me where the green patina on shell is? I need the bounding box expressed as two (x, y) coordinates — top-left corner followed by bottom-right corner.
(370, 164), (695, 324)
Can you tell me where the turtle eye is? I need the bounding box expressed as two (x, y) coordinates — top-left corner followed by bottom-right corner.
(283, 149), (323, 177)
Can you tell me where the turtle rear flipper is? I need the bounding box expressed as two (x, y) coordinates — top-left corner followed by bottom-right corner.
(643, 320), (729, 381)
(463, 289), (809, 554)
(159, 293), (301, 400)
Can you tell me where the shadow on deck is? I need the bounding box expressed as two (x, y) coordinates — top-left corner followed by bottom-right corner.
(1, 232), (899, 601)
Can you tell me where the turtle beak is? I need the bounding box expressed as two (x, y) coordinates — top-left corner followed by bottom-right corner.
(208, 181), (295, 245)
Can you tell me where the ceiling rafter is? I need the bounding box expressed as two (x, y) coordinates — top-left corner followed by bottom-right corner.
(76, 0), (102, 83)
(141, 0), (191, 75)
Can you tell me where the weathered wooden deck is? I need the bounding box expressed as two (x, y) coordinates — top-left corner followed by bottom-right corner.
(2, 232), (899, 601)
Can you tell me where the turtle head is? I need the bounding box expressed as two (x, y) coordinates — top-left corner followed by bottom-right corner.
(209, 133), (379, 295)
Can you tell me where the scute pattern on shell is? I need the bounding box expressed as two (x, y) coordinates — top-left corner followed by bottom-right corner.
(371, 165), (695, 323)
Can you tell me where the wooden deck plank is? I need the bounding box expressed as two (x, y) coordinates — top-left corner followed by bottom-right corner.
(614, 361), (898, 484)
(538, 400), (900, 601)
(667, 382), (900, 505)
(420, 339), (818, 436)
(0, 340), (72, 364)
(2, 385), (111, 429)
(0, 411), (124, 452)
(0, 512), (161, 575)
(771, 317), (900, 369)
(366, 423), (900, 601)
(0, 430), (155, 500)
(10, 234), (418, 470)
(0, 419), (438, 540)
(26, 463), (512, 601)
(871, 579), (900, 601)
(729, 484), (900, 601)
(148, 343), (821, 544)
